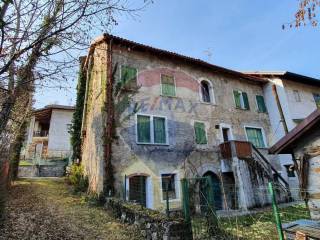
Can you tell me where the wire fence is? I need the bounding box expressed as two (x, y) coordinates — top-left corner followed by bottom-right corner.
(121, 175), (317, 239)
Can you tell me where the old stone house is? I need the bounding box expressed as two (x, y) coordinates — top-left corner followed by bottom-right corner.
(269, 108), (320, 220)
(80, 34), (290, 211)
(21, 104), (75, 160)
(246, 71), (320, 199)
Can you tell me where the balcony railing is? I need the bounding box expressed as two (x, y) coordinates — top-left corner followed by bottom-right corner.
(33, 130), (49, 137)
(219, 140), (253, 159)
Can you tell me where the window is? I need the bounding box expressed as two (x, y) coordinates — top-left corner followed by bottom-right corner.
(194, 122), (207, 144)
(284, 165), (295, 178)
(293, 90), (301, 102)
(136, 115), (167, 144)
(245, 127), (266, 148)
(121, 66), (137, 89)
(200, 80), (214, 103)
(161, 74), (175, 97)
(161, 174), (177, 200)
(313, 93), (320, 108)
(256, 95), (267, 113)
(233, 90), (250, 110)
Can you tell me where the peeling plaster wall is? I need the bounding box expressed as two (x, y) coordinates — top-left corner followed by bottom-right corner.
(81, 42), (107, 193)
(108, 45), (275, 210)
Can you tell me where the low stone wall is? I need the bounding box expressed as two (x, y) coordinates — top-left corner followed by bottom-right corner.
(105, 198), (192, 240)
(18, 165), (66, 177)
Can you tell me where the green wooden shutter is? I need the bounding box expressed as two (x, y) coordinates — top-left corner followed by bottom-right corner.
(161, 75), (176, 96)
(137, 115), (150, 143)
(121, 66), (137, 89)
(256, 95), (267, 112)
(233, 90), (241, 108)
(153, 117), (166, 144)
(246, 128), (265, 148)
(194, 122), (207, 144)
(242, 92), (250, 110)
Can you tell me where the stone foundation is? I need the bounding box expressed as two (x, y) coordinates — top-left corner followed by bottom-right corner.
(105, 198), (192, 240)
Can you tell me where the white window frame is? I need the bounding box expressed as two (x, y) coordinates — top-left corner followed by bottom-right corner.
(160, 73), (176, 97)
(193, 120), (209, 145)
(219, 123), (234, 143)
(293, 90), (301, 102)
(120, 65), (139, 87)
(135, 113), (169, 145)
(199, 79), (216, 104)
(159, 171), (180, 203)
(244, 125), (268, 148)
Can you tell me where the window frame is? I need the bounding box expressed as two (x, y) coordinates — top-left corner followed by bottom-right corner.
(193, 120), (208, 145)
(233, 90), (249, 110)
(293, 90), (301, 102)
(199, 79), (216, 104)
(120, 65), (138, 90)
(135, 113), (169, 145)
(160, 74), (176, 97)
(244, 126), (268, 149)
(159, 171), (180, 202)
(313, 93), (320, 108)
(255, 95), (267, 113)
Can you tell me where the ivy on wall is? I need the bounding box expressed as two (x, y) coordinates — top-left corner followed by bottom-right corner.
(70, 60), (87, 162)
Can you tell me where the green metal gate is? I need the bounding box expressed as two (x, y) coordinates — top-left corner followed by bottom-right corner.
(181, 177), (219, 240)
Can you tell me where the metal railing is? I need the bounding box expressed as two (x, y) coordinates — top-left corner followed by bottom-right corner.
(33, 130), (49, 137)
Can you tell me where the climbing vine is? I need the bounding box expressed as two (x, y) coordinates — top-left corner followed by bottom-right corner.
(70, 60), (87, 162)
(103, 43), (139, 195)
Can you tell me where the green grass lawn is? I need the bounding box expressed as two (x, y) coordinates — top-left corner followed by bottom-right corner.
(192, 204), (310, 240)
(19, 160), (33, 166)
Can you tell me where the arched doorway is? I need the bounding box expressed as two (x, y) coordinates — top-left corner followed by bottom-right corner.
(200, 171), (222, 211)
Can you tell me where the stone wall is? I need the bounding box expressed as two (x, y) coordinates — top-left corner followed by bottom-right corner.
(18, 165), (66, 177)
(105, 198), (192, 240)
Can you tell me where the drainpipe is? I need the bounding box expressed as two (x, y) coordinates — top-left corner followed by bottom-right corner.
(272, 84), (289, 134)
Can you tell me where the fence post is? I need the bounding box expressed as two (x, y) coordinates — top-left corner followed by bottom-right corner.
(124, 175), (127, 201)
(206, 176), (219, 231)
(181, 178), (190, 223)
(165, 180), (170, 217)
(268, 182), (284, 240)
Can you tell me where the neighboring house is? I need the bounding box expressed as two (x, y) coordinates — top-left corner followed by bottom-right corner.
(245, 71), (320, 198)
(80, 34), (289, 211)
(269, 109), (320, 220)
(22, 105), (75, 160)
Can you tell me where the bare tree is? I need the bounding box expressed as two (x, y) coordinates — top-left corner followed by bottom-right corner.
(0, 0), (150, 218)
(284, 0), (320, 28)
(0, 0), (150, 137)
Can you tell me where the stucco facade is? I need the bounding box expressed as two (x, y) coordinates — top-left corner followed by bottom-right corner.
(23, 105), (75, 160)
(80, 35), (290, 212)
(248, 72), (320, 199)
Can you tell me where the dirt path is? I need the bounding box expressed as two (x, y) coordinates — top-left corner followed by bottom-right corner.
(0, 178), (142, 240)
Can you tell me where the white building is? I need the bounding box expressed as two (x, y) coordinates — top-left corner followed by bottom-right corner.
(22, 105), (75, 160)
(246, 71), (320, 197)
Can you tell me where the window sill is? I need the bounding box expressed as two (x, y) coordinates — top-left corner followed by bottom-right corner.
(136, 142), (169, 146)
(199, 101), (217, 106)
(160, 198), (180, 203)
(235, 107), (249, 111)
(160, 94), (177, 98)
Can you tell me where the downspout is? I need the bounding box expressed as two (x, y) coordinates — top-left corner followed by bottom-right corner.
(104, 37), (115, 195)
(272, 84), (289, 134)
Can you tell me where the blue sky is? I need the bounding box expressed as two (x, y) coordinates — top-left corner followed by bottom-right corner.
(34, 0), (320, 108)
